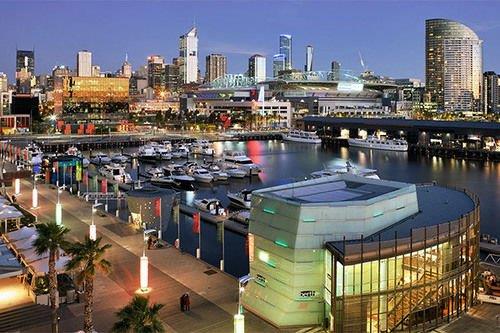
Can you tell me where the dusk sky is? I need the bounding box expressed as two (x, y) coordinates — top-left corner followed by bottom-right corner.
(1, 0), (500, 81)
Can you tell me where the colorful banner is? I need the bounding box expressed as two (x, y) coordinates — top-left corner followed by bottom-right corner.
(192, 212), (200, 234)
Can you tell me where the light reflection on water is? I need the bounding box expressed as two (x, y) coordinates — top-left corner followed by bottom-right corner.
(117, 139), (499, 237)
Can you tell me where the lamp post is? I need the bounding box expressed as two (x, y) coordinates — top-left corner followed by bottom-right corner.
(139, 223), (149, 292)
(234, 275), (253, 333)
(55, 185), (66, 225)
(90, 201), (102, 241)
(32, 174), (40, 209)
(14, 178), (21, 196)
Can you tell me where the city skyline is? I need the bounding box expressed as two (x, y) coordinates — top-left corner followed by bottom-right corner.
(1, 1), (500, 81)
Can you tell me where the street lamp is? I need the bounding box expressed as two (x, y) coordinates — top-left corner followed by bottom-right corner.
(32, 174), (41, 209)
(234, 274), (253, 333)
(14, 178), (20, 196)
(90, 202), (103, 240)
(139, 223), (149, 293)
(55, 185), (66, 225)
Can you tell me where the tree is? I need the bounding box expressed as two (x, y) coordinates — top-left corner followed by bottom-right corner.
(111, 295), (165, 333)
(65, 236), (112, 333)
(33, 222), (71, 333)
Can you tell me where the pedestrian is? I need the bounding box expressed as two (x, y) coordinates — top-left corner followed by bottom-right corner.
(147, 236), (153, 250)
(185, 293), (191, 311)
(180, 294), (185, 312)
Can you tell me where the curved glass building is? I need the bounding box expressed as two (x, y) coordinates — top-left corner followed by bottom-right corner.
(425, 19), (482, 113)
(242, 175), (480, 332)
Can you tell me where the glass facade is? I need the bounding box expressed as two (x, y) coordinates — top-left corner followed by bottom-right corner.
(326, 189), (480, 332)
(425, 19), (482, 112)
(279, 34), (292, 70)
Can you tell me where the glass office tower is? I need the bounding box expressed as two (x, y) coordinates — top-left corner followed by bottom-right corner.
(279, 34), (292, 70)
(425, 19), (483, 113)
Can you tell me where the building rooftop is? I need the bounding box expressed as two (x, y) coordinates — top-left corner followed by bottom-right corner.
(255, 174), (414, 206)
(327, 184), (476, 255)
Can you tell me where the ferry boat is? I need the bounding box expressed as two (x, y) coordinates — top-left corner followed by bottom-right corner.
(223, 150), (261, 176)
(227, 189), (252, 209)
(311, 162), (380, 180)
(98, 164), (133, 183)
(282, 130), (322, 144)
(348, 136), (408, 152)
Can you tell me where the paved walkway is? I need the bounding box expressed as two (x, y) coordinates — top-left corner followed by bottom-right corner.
(13, 179), (281, 333)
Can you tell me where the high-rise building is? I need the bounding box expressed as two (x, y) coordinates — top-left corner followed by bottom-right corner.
(121, 55), (132, 79)
(16, 49), (35, 94)
(77, 50), (92, 77)
(425, 19), (483, 112)
(273, 54), (286, 78)
(483, 71), (499, 114)
(331, 61), (341, 80)
(205, 54), (227, 83)
(91, 65), (101, 77)
(147, 55), (165, 92)
(179, 27), (198, 84)
(279, 34), (292, 70)
(0, 73), (8, 92)
(248, 54), (266, 83)
(165, 58), (180, 92)
(305, 45), (313, 72)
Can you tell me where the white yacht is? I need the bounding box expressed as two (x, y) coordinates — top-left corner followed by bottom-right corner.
(90, 152), (112, 165)
(137, 145), (157, 162)
(348, 136), (408, 152)
(172, 145), (189, 158)
(99, 163), (132, 183)
(227, 189), (252, 209)
(191, 140), (215, 156)
(283, 130), (322, 144)
(145, 167), (164, 178)
(202, 163), (229, 181)
(223, 150), (261, 176)
(310, 162), (380, 180)
(150, 175), (177, 188)
(223, 165), (247, 179)
(151, 142), (172, 160)
(193, 198), (226, 216)
(162, 166), (196, 191)
(192, 168), (214, 183)
(111, 153), (129, 164)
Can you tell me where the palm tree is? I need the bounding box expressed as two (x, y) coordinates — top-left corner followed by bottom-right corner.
(33, 222), (70, 333)
(111, 295), (165, 333)
(65, 236), (112, 333)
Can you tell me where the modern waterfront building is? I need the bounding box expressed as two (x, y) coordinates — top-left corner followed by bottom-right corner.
(248, 54), (266, 83)
(242, 175), (480, 332)
(147, 55), (165, 93)
(279, 34), (292, 70)
(273, 54), (286, 78)
(482, 71), (499, 114)
(54, 76), (129, 116)
(77, 50), (92, 77)
(205, 54), (227, 83)
(16, 49), (35, 94)
(305, 45), (313, 72)
(179, 27), (199, 84)
(425, 19), (483, 113)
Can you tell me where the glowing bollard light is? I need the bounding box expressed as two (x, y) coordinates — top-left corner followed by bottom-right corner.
(89, 224), (97, 241)
(14, 179), (20, 195)
(32, 186), (38, 209)
(140, 255), (149, 292)
(233, 314), (245, 333)
(55, 203), (62, 225)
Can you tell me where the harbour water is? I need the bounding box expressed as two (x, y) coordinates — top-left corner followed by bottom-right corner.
(88, 139), (499, 278)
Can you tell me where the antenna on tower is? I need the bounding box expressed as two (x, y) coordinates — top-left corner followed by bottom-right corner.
(125, 53), (128, 62)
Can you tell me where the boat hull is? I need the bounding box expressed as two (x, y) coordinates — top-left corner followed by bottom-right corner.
(283, 135), (322, 144)
(348, 139), (408, 152)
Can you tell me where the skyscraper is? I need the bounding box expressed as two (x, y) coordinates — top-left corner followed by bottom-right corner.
(331, 61), (341, 80)
(425, 19), (483, 112)
(0, 73), (8, 92)
(482, 71), (499, 114)
(77, 50), (92, 77)
(305, 45), (313, 72)
(273, 54), (286, 78)
(205, 54), (227, 83)
(121, 54), (132, 79)
(165, 57), (180, 92)
(279, 34), (292, 70)
(179, 27), (198, 84)
(248, 54), (266, 83)
(16, 49), (35, 94)
(147, 55), (165, 92)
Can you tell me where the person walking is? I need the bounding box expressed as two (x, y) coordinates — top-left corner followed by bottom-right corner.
(185, 293), (190, 311)
(180, 294), (185, 312)
(147, 236), (153, 250)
